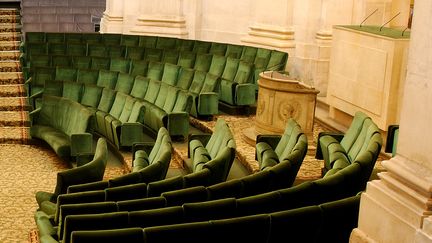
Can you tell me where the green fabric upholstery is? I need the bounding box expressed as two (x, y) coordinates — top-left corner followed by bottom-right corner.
(66, 43), (87, 56)
(48, 43), (66, 55)
(221, 57), (239, 82)
(192, 40), (211, 54)
(55, 67), (77, 82)
(176, 67), (194, 90)
(65, 33), (82, 43)
(110, 58), (131, 73)
(96, 70), (118, 90)
(126, 46), (145, 60)
(144, 79), (161, 103)
(193, 53), (212, 72)
(177, 51), (196, 68)
(121, 35), (140, 46)
(82, 33), (101, 44)
(88, 44), (107, 57)
(102, 33), (122, 45)
(129, 60), (148, 77)
(115, 73), (134, 94)
(139, 36), (157, 48)
(62, 82), (82, 103)
(72, 56), (91, 69)
(80, 85), (103, 108)
(189, 70), (206, 94)
(46, 33), (65, 43)
(156, 37), (179, 49)
(177, 39), (195, 51)
(241, 46), (258, 63)
(91, 56), (110, 70)
(97, 88), (116, 113)
(162, 49), (180, 64)
(107, 45), (126, 58)
(144, 48), (163, 62)
(146, 61), (164, 81)
(208, 55), (227, 77)
(76, 69), (98, 85)
(161, 63), (180, 86)
(209, 43), (227, 56)
(130, 76), (150, 99)
(226, 44), (244, 58)
(70, 228), (144, 243)
(51, 56), (72, 69)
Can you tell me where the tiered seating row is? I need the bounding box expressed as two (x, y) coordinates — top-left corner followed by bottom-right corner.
(21, 31), (288, 108)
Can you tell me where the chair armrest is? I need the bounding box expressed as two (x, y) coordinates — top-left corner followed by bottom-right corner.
(70, 133), (93, 157)
(315, 131), (344, 160)
(256, 135), (281, 150)
(167, 112), (189, 139)
(29, 107), (42, 125)
(120, 122), (145, 147)
(132, 142), (155, 161)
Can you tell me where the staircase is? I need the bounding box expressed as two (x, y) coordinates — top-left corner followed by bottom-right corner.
(0, 7), (32, 144)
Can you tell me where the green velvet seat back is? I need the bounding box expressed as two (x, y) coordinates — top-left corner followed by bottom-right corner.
(193, 54), (212, 72)
(209, 43), (227, 56)
(340, 112), (370, 156)
(192, 40), (211, 54)
(162, 49), (180, 65)
(37, 95), (60, 127)
(144, 48), (163, 62)
(128, 100), (146, 123)
(55, 67), (77, 82)
(139, 36), (158, 48)
(43, 80), (63, 97)
(176, 68), (194, 90)
(26, 32), (45, 43)
(51, 55), (72, 68)
(177, 51), (196, 68)
(148, 127), (171, 163)
(27, 43), (48, 57)
(254, 49), (271, 69)
(177, 39), (195, 51)
(208, 55), (227, 77)
(172, 91), (192, 113)
(77, 69), (99, 85)
(121, 35), (140, 46)
(88, 44), (107, 57)
(65, 33), (82, 43)
(126, 46), (146, 60)
(161, 63), (180, 86)
(97, 70), (118, 90)
(147, 62), (165, 81)
(72, 56), (91, 69)
(102, 33), (122, 45)
(130, 60), (149, 77)
(130, 76), (150, 99)
(62, 82), (83, 103)
(221, 57), (240, 82)
(48, 43), (66, 55)
(154, 83), (170, 108)
(347, 120), (380, 162)
(156, 37), (179, 49)
(70, 228), (144, 243)
(97, 88), (117, 113)
(115, 73), (135, 94)
(82, 33), (101, 44)
(66, 43), (87, 56)
(107, 46), (126, 58)
(162, 86), (180, 113)
(201, 73), (220, 93)
(226, 44), (244, 59)
(91, 56), (110, 70)
(119, 96), (137, 123)
(32, 67), (55, 87)
(109, 92), (129, 118)
(189, 70), (206, 94)
(110, 58), (131, 73)
(30, 55), (50, 68)
(46, 33), (65, 43)
(240, 46), (258, 63)
(234, 61), (253, 84)
(267, 50), (288, 70)
(144, 80), (162, 104)
(81, 85), (103, 108)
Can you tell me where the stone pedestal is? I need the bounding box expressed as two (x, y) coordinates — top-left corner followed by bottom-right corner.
(243, 71), (319, 145)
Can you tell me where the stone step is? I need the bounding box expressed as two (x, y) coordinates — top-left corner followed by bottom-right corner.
(0, 9), (20, 16)
(0, 84), (26, 97)
(0, 23), (21, 32)
(0, 72), (24, 85)
(0, 97), (30, 111)
(0, 127), (32, 145)
(0, 32), (21, 42)
(0, 111), (30, 127)
(0, 61), (21, 72)
(0, 50), (20, 61)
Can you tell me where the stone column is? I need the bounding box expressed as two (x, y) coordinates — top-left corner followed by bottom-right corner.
(130, 0), (189, 38)
(350, 0), (432, 242)
(241, 0), (295, 69)
(100, 0), (124, 33)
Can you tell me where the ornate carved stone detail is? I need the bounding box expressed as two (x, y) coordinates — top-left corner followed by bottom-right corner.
(278, 99), (301, 123)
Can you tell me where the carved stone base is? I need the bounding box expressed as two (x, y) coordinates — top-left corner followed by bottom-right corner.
(241, 24), (295, 49)
(130, 15), (188, 38)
